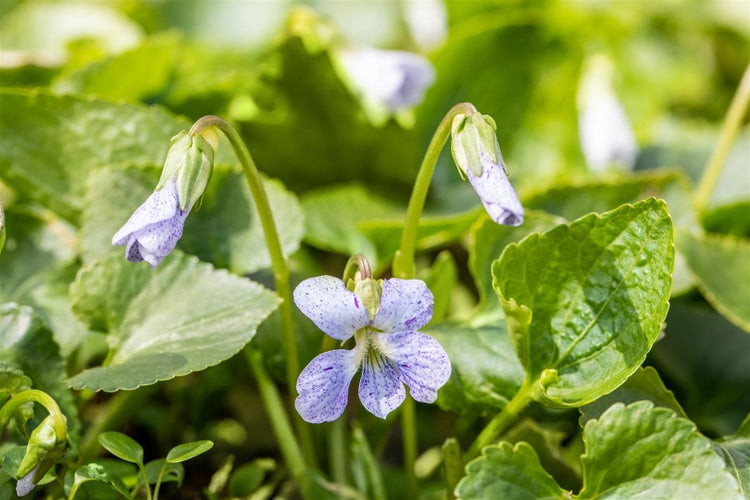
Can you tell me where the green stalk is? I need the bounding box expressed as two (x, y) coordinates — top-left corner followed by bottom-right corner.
(392, 103), (476, 498)
(465, 380), (534, 460)
(329, 418), (347, 489)
(393, 103), (476, 278)
(0, 389), (66, 442)
(246, 348), (307, 481)
(189, 116), (317, 468)
(694, 62), (750, 214)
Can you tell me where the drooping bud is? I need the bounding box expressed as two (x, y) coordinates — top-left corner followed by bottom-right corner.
(450, 111), (524, 226)
(15, 415), (68, 497)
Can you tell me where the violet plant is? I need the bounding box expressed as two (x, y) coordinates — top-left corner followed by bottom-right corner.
(1, 4), (749, 500)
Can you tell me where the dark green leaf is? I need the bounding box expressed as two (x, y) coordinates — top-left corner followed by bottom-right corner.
(67, 252), (279, 391)
(494, 199), (674, 407)
(143, 459), (183, 486)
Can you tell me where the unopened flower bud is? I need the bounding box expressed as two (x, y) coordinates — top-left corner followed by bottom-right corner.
(157, 131), (215, 212)
(450, 112), (524, 226)
(15, 415), (68, 497)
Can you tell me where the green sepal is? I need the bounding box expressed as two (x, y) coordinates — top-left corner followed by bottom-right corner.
(355, 278), (382, 321)
(177, 132), (214, 212)
(156, 131), (191, 190)
(16, 416), (68, 481)
(450, 112), (503, 178)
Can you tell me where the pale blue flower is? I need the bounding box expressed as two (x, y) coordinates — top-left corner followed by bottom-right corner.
(112, 179), (188, 267)
(465, 151), (524, 227)
(294, 276), (451, 422)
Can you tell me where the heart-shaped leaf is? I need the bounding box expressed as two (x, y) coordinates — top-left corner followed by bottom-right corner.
(493, 198), (674, 406)
(68, 252), (279, 391)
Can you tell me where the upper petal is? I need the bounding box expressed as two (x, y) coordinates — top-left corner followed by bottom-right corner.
(293, 276), (370, 341)
(377, 332), (451, 404)
(112, 181), (181, 246)
(466, 153), (524, 227)
(358, 347), (405, 419)
(295, 348), (361, 423)
(372, 279), (434, 333)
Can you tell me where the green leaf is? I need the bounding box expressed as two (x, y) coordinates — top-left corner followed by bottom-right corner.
(166, 440), (214, 463)
(0, 304), (80, 445)
(677, 230), (750, 331)
(420, 251), (458, 324)
(455, 441), (568, 499)
(578, 402), (742, 499)
(702, 131), (750, 236)
(53, 33), (182, 103)
(469, 211), (565, 314)
(579, 366), (687, 425)
(494, 198), (674, 407)
(98, 432), (144, 465)
(67, 252), (279, 391)
(714, 418), (750, 499)
(143, 459), (183, 487)
(430, 321), (524, 415)
(0, 89), (186, 222)
(0, 207), (88, 354)
(71, 462), (132, 499)
(649, 301), (750, 436)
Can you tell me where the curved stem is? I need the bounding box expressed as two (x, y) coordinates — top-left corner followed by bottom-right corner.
(246, 348), (307, 482)
(466, 380), (534, 460)
(190, 116), (316, 468)
(695, 62), (750, 213)
(0, 389), (66, 441)
(393, 103), (477, 279)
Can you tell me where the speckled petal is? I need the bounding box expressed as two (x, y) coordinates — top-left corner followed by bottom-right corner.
(372, 279), (434, 333)
(465, 153), (524, 227)
(378, 332), (451, 403)
(112, 180), (181, 245)
(295, 348), (361, 423)
(294, 276), (370, 341)
(358, 348), (405, 419)
(130, 211), (188, 267)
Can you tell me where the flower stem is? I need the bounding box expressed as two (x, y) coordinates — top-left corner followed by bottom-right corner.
(329, 417), (347, 488)
(246, 347), (307, 482)
(190, 116), (317, 469)
(694, 62), (750, 214)
(393, 102), (477, 279)
(465, 380), (534, 460)
(0, 389), (67, 442)
(392, 103), (476, 497)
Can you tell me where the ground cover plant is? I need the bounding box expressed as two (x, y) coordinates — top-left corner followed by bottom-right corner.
(1, 1), (749, 498)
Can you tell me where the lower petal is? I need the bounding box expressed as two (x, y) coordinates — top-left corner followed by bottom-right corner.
(359, 349), (405, 419)
(295, 349), (360, 423)
(378, 332), (451, 403)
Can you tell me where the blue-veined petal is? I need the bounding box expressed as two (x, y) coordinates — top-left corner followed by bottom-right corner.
(373, 279), (434, 333)
(378, 332), (451, 403)
(359, 347), (405, 419)
(294, 276), (370, 341)
(465, 152), (524, 227)
(295, 348), (361, 423)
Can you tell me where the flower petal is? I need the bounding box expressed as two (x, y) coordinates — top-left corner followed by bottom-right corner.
(373, 279), (434, 333)
(378, 332), (451, 403)
(465, 153), (524, 227)
(112, 181), (181, 246)
(129, 213), (187, 267)
(16, 467), (36, 497)
(295, 348), (361, 423)
(359, 347), (405, 419)
(293, 276), (369, 341)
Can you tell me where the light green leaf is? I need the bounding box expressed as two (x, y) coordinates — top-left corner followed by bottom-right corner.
(470, 211), (565, 314)
(494, 199), (674, 407)
(579, 366), (687, 425)
(677, 230), (750, 332)
(53, 33), (182, 103)
(703, 131), (750, 236)
(430, 321), (524, 415)
(579, 402), (741, 499)
(0, 304), (80, 445)
(98, 432), (144, 465)
(455, 442), (568, 499)
(67, 252), (279, 391)
(166, 441), (214, 463)
(0, 89), (185, 222)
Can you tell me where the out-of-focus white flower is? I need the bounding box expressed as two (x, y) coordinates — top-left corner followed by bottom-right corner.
(403, 0), (447, 51)
(577, 55), (638, 172)
(337, 46), (435, 113)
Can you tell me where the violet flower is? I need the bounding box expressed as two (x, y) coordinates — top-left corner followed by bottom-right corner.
(293, 276), (451, 422)
(112, 179), (188, 267)
(451, 112), (524, 226)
